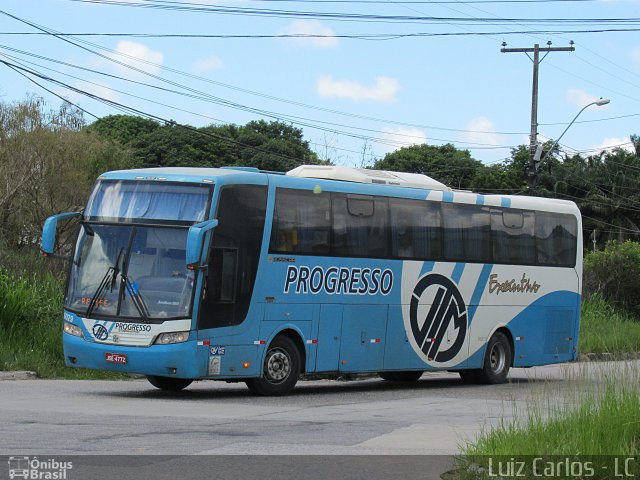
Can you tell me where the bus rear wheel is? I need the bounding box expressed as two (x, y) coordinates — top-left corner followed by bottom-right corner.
(459, 331), (512, 385)
(147, 376), (193, 391)
(246, 335), (301, 396)
(379, 371), (423, 382)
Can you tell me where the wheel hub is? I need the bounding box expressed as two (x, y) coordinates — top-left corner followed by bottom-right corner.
(490, 343), (506, 373)
(266, 349), (290, 383)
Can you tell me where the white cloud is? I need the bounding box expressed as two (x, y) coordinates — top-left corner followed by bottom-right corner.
(593, 136), (635, 153)
(108, 41), (164, 77)
(58, 80), (120, 105)
(192, 56), (224, 73)
(376, 127), (427, 155)
(280, 20), (339, 48)
(381, 127), (427, 147)
(460, 117), (507, 149)
(566, 88), (604, 108)
(316, 75), (399, 102)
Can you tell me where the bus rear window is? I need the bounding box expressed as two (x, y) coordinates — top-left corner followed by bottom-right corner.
(536, 212), (577, 267)
(85, 180), (211, 223)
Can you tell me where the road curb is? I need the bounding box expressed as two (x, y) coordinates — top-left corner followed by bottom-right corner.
(578, 352), (640, 362)
(0, 370), (37, 380)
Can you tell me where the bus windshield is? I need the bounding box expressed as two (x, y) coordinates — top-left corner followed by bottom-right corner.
(85, 180), (210, 223)
(66, 224), (195, 321)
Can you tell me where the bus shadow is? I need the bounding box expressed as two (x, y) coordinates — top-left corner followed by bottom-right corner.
(90, 374), (562, 402)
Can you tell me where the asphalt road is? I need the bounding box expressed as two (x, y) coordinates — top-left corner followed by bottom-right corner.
(2, 360), (633, 459)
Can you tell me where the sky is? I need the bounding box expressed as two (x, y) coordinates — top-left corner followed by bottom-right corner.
(0, 0), (638, 168)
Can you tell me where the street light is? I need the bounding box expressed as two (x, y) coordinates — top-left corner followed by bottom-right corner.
(536, 98), (611, 164)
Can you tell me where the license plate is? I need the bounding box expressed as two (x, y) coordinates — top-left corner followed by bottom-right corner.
(105, 353), (127, 364)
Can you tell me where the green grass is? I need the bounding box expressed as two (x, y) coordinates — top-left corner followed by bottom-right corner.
(459, 367), (640, 479)
(0, 267), (124, 379)
(465, 384), (640, 457)
(580, 295), (640, 354)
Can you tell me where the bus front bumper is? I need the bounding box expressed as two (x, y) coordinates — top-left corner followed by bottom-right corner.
(63, 332), (206, 379)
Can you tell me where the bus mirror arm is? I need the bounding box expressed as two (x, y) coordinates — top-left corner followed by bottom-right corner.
(185, 219), (219, 270)
(41, 212), (82, 256)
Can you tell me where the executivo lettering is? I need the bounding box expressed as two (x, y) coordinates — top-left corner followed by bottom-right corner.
(488, 273), (541, 295)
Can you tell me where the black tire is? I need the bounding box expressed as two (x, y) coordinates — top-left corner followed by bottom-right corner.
(462, 331), (512, 384)
(147, 375), (193, 391)
(246, 335), (301, 396)
(458, 369), (482, 384)
(379, 371), (423, 382)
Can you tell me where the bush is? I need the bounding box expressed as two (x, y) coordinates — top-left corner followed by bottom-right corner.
(580, 295), (640, 353)
(583, 241), (640, 316)
(0, 268), (64, 375)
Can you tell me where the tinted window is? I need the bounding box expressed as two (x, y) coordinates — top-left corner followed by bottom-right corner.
(492, 209), (536, 264)
(86, 181), (210, 222)
(536, 212), (577, 267)
(333, 194), (389, 257)
(270, 189), (331, 255)
(199, 185), (267, 329)
(389, 198), (442, 259)
(442, 204), (492, 263)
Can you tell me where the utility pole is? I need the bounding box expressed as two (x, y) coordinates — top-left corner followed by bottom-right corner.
(501, 41), (575, 192)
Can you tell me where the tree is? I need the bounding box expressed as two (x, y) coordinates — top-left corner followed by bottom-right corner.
(373, 143), (483, 189)
(89, 117), (324, 172)
(0, 97), (134, 248)
(87, 115), (159, 145)
(235, 120), (322, 171)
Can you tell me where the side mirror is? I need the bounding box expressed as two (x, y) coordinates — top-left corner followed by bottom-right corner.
(185, 219), (219, 269)
(41, 212), (81, 256)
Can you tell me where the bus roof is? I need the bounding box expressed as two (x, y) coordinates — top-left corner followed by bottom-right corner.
(98, 166), (580, 216)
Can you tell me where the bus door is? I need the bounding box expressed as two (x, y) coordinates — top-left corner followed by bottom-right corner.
(314, 304), (343, 372)
(338, 305), (387, 372)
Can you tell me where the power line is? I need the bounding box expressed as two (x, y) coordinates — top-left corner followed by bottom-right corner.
(582, 214), (640, 233)
(545, 60), (640, 104)
(0, 58), (320, 166)
(3, 28), (640, 37)
(58, 0), (640, 26)
(0, 46), (518, 151)
(0, 14), (531, 138)
(66, 0), (604, 4)
(539, 112), (640, 126)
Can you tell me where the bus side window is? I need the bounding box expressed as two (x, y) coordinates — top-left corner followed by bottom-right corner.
(389, 197), (442, 260)
(333, 194), (389, 257)
(492, 209), (535, 265)
(535, 212), (577, 267)
(442, 203), (492, 263)
(270, 188), (330, 255)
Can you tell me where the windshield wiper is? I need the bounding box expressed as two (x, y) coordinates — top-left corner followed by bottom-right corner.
(122, 274), (151, 324)
(85, 248), (123, 319)
(115, 227), (151, 323)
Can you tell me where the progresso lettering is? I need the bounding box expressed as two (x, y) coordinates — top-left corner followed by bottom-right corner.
(114, 322), (152, 333)
(284, 266), (393, 296)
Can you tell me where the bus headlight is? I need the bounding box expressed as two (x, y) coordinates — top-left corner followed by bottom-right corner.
(63, 322), (84, 339)
(155, 331), (190, 345)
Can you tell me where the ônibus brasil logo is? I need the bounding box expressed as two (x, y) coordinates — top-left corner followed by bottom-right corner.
(409, 274), (467, 363)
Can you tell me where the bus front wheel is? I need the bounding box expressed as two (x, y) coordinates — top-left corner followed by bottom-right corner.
(147, 376), (193, 391)
(246, 335), (301, 396)
(459, 331), (512, 385)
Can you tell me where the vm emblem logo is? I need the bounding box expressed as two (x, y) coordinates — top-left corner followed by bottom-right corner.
(92, 323), (109, 341)
(409, 274), (467, 363)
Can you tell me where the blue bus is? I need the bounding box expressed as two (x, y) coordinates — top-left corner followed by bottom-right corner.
(42, 165), (582, 395)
